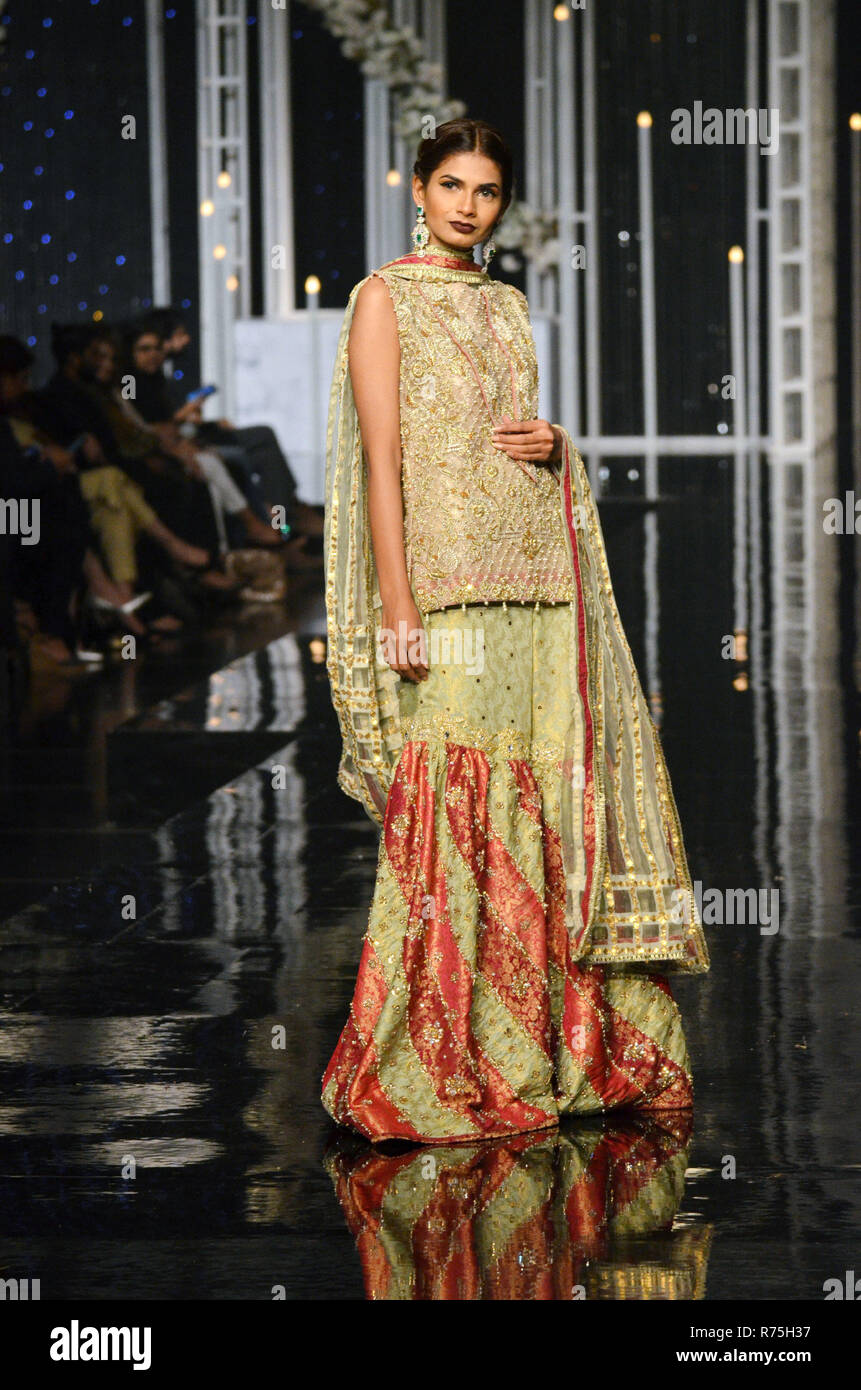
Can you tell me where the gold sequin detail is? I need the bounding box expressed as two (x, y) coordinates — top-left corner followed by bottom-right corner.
(373, 270), (576, 614)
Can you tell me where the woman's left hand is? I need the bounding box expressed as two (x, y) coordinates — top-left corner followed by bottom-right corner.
(491, 416), (561, 464)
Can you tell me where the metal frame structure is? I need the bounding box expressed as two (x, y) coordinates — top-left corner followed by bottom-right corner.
(521, 0), (835, 464)
(767, 0), (812, 451)
(167, 2), (836, 466)
(145, 0), (171, 307)
(259, 2), (295, 318)
(196, 0), (252, 419)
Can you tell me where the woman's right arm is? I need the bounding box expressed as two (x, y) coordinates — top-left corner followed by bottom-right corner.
(348, 276), (427, 682)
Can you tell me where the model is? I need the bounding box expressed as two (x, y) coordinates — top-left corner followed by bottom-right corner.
(322, 118), (709, 1145)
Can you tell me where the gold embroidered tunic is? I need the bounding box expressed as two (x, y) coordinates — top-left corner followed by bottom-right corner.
(370, 263), (576, 614)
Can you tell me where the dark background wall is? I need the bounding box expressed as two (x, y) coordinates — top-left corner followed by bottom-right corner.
(0, 0), (154, 379)
(0, 0), (856, 456)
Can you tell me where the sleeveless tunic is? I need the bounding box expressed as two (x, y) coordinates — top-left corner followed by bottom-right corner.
(370, 267), (576, 615)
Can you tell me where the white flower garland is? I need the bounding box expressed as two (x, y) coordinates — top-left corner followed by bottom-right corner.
(303, 0), (557, 270)
(302, 0), (466, 141)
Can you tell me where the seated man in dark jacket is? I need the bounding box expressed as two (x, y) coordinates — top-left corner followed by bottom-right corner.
(136, 308), (324, 542)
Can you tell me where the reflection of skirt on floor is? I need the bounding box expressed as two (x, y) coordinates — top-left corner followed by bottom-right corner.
(325, 1113), (711, 1299)
(322, 601), (693, 1145)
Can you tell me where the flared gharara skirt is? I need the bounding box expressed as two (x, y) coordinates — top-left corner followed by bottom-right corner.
(322, 601), (693, 1145)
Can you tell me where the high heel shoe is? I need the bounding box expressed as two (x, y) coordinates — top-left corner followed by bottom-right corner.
(81, 593), (126, 644)
(80, 593), (146, 649)
(89, 591), (153, 617)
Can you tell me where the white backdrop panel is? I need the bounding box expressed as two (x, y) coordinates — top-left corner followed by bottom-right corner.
(234, 310), (554, 506)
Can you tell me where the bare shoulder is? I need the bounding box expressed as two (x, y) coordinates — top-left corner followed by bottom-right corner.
(354, 272), (396, 314)
(350, 274), (398, 349)
(349, 274), (400, 382)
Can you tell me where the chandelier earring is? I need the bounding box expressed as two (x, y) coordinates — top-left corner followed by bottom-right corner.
(411, 205), (430, 254)
(482, 228), (497, 272)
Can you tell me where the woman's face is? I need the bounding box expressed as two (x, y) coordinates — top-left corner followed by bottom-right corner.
(132, 334), (165, 375)
(413, 151), (503, 251)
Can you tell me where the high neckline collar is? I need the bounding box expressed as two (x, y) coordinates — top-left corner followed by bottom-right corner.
(420, 239), (480, 264)
(380, 240), (486, 278)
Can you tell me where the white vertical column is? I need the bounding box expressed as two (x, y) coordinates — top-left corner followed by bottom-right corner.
(745, 0), (762, 442)
(524, 0), (555, 319)
(196, 0), (249, 419)
(364, 80), (389, 272)
(581, 0), (601, 458)
(392, 1), (415, 258)
(729, 246), (748, 439)
(637, 113), (658, 496)
(852, 115), (861, 457)
(227, 4), (251, 320)
(418, 0), (448, 253)
(767, 0), (808, 449)
(145, 0), (171, 305)
(259, 0), (295, 316)
(196, 0), (219, 409)
(555, 6), (579, 440)
(386, 0), (405, 261)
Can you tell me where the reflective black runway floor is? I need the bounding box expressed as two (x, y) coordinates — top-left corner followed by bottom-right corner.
(1, 472), (859, 1300)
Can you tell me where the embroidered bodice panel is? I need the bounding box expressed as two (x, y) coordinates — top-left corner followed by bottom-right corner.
(370, 268), (576, 614)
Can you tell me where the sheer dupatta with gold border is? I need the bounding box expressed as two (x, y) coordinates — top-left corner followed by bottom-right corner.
(323, 255), (708, 977)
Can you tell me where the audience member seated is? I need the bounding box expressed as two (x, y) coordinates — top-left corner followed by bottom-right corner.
(2, 335), (244, 646)
(0, 342), (155, 667)
(115, 324), (316, 563)
(138, 308), (324, 543)
(0, 298), (323, 701)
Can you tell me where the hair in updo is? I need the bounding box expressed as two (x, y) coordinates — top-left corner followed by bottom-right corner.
(413, 118), (514, 227)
